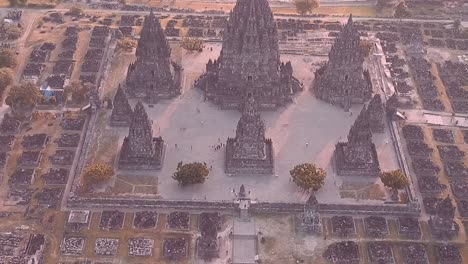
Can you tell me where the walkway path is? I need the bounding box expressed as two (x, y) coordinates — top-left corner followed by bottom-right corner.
(400, 109), (468, 128)
(232, 217), (257, 264)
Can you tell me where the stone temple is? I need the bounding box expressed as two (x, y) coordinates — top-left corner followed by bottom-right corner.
(118, 102), (165, 170)
(368, 94), (385, 133)
(195, 0), (302, 110)
(313, 14), (372, 111)
(110, 85), (132, 126)
(125, 10), (181, 103)
(333, 105), (380, 177)
(225, 93), (274, 174)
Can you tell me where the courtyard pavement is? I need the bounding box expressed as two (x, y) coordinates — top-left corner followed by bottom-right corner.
(111, 43), (400, 204)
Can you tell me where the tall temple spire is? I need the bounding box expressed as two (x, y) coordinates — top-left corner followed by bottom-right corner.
(195, 0), (302, 110)
(347, 105), (372, 145)
(118, 101), (165, 170)
(368, 94), (385, 133)
(333, 104), (380, 177)
(125, 11), (180, 103)
(110, 85), (133, 126)
(234, 94), (266, 160)
(135, 10), (169, 59)
(128, 102), (155, 156)
(225, 93), (274, 174)
(313, 13), (372, 110)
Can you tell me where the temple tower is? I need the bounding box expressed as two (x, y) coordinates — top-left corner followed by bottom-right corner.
(333, 105), (380, 177)
(125, 10), (181, 103)
(195, 0), (302, 110)
(368, 94), (385, 133)
(313, 14), (372, 110)
(110, 85), (133, 126)
(118, 102), (165, 170)
(225, 94), (274, 174)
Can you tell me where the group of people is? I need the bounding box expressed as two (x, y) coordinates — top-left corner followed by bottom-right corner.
(211, 143), (224, 151)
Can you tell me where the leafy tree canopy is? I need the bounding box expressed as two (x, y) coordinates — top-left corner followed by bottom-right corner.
(173, 161), (209, 186)
(5, 82), (43, 109)
(290, 163), (326, 191)
(0, 68), (13, 97)
(394, 1), (412, 18)
(0, 49), (17, 68)
(294, 0), (319, 16)
(180, 36), (204, 52)
(380, 169), (410, 190)
(117, 37), (136, 52)
(82, 163), (114, 190)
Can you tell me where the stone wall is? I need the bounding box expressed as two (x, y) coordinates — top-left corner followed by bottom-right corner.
(67, 196), (420, 216)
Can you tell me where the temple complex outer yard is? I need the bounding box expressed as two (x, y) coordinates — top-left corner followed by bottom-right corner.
(0, 0), (468, 262)
(88, 41), (400, 204)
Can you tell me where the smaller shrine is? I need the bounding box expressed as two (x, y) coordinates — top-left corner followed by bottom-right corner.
(118, 102), (165, 170)
(110, 85), (132, 126)
(334, 105), (380, 177)
(368, 94), (385, 133)
(225, 94), (274, 175)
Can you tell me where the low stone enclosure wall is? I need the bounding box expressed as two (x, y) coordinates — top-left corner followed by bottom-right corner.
(67, 197), (420, 216)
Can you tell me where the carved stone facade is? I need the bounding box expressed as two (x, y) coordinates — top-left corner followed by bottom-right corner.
(118, 102), (165, 170)
(300, 196), (322, 235)
(429, 195), (459, 240)
(125, 11), (181, 103)
(334, 105), (380, 177)
(195, 0), (302, 110)
(313, 15), (372, 110)
(110, 85), (132, 126)
(368, 94), (385, 133)
(225, 94), (273, 174)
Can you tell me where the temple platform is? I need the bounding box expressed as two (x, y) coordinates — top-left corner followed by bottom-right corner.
(333, 142), (380, 177)
(225, 139), (274, 175)
(118, 137), (165, 170)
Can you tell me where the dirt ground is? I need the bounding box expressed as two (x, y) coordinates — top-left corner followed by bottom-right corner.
(256, 214), (327, 264)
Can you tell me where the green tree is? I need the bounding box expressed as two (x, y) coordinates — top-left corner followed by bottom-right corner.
(117, 37), (136, 52)
(6, 83), (43, 118)
(394, 1), (412, 19)
(0, 68), (13, 97)
(173, 161), (209, 186)
(64, 81), (90, 104)
(69, 6), (83, 16)
(180, 36), (204, 52)
(380, 170), (410, 200)
(290, 163), (326, 191)
(294, 0), (319, 16)
(0, 49), (17, 68)
(6, 26), (22, 40)
(82, 163), (114, 190)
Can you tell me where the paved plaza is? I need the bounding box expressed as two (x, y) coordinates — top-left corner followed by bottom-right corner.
(107, 43), (399, 204)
